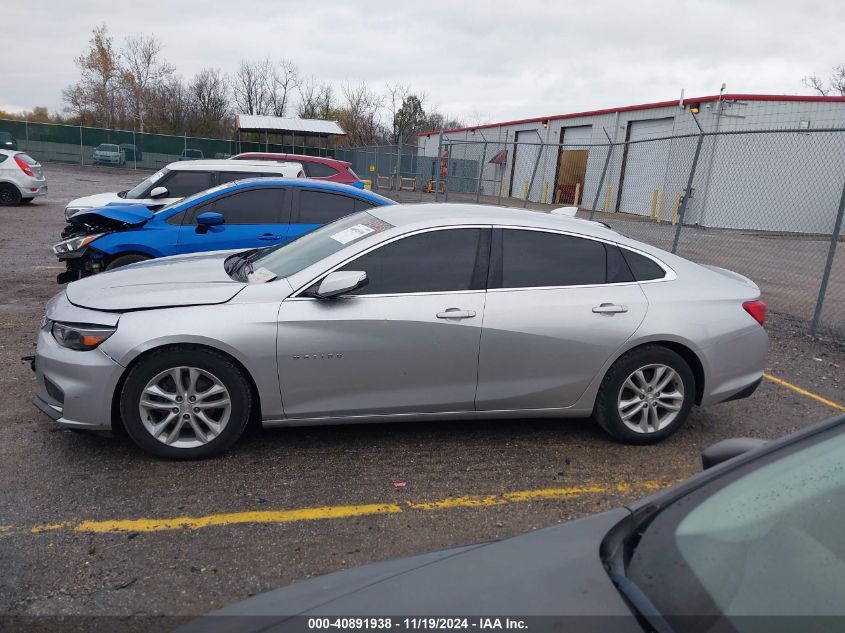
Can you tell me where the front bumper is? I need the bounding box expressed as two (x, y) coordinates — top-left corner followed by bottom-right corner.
(32, 324), (123, 431)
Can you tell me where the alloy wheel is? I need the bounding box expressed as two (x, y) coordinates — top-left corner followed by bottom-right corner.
(138, 366), (232, 448)
(617, 364), (685, 434)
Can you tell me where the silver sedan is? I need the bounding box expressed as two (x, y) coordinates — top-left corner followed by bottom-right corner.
(32, 204), (768, 459)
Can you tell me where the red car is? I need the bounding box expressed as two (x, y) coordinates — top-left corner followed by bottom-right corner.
(230, 153), (363, 188)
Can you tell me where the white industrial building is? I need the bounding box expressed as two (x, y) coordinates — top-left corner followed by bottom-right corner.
(417, 94), (845, 234)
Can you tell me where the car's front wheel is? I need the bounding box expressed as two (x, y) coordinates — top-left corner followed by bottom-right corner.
(120, 347), (252, 459)
(106, 253), (151, 270)
(593, 345), (695, 444)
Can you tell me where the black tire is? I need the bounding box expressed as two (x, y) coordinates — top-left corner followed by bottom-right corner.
(120, 347), (252, 459)
(106, 253), (151, 270)
(0, 184), (21, 206)
(593, 345), (695, 445)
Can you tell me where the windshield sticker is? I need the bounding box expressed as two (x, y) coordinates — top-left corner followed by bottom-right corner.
(247, 267), (277, 284)
(329, 224), (375, 245)
(149, 170), (165, 183)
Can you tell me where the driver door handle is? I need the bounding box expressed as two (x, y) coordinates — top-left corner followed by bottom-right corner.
(258, 233), (284, 241)
(436, 308), (477, 320)
(592, 303), (628, 314)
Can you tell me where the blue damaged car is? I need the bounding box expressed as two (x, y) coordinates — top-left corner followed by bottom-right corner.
(53, 178), (394, 284)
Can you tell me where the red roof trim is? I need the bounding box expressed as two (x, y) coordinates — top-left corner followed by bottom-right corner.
(417, 93), (845, 137)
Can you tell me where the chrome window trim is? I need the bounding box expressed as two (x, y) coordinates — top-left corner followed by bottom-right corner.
(288, 224), (492, 299)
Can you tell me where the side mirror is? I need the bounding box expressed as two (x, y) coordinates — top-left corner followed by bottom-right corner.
(315, 271), (368, 299)
(195, 212), (224, 234)
(701, 437), (767, 470)
(150, 186), (169, 199)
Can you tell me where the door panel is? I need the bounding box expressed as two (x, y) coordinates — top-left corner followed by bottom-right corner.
(277, 293), (486, 418)
(476, 284), (648, 410)
(175, 187), (289, 253)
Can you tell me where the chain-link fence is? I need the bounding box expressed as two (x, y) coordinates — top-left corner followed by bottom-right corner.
(0, 119), (329, 171)
(5, 115), (843, 340)
(342, 127), (845, 340)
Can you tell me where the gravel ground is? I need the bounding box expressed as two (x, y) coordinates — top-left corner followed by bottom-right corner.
(0, 164), (842, 621)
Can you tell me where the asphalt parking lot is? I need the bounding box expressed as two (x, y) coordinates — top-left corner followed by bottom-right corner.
(1, 163), (844, 620)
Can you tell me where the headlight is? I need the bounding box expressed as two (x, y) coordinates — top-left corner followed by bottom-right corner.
(52, 233), (105, 255)
(51, 322), (115, 350)
(65, 206), (91, 220)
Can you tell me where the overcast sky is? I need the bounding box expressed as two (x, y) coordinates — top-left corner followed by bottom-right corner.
(2, 0), (843, 124)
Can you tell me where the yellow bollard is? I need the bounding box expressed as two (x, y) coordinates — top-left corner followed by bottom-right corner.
(603, 186), (612, 213)
(574, 182), (581, 206)
(649, 189), (659, 221)
(672, 193), (682, 225)
(500, 178), (506, 197)
(523, 181), (529, 200)
(543, 181), (549, 204)
(658, 190), (666, 222)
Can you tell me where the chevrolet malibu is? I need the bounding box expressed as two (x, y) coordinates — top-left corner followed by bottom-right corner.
(31, 204), (768, 459)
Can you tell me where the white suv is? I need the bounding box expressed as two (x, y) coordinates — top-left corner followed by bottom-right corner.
(0, 150), (47, 206)
(64, 159), (305, 219)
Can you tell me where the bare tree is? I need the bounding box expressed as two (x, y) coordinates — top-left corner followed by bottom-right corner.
(122, 34), (173, 133)
(803, 64), (845, 96)
(266, 59), (299, 117)
(146, 74), (190, 134)
(62, 25), (123, 127)
(385, 82), (409, 144)
(232, 60), (270, 115)
(337, 82), (382, 146)
(297, 76), (336, 119)
(189, 68), (231, 135)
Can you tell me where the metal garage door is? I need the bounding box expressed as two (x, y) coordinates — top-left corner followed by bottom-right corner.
(561, 125), (592, 146)
(618, 117), (675, 216)
(510, 129), (542, 198)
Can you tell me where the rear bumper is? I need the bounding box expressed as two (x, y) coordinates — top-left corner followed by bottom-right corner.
(13, 176), (47, 198)
(700, 325), (769, 407)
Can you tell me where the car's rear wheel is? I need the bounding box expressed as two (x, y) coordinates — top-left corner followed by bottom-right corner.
(120, 347), (252, 459)
(0, 184), (21, 206)
(594, 345), (695, 444)
(106, 253), (151, 270)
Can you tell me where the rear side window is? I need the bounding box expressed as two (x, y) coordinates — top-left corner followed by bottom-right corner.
(162, 171), (212, 197)
(621, 248), (666, 281)
(192, 188), (285, 224)
(304, 162), (339, 178)
(296, 190), (356, 224)
(499, 229), (606, 288)
(339, 228), (485, 295)
(0, 154), (7, 164)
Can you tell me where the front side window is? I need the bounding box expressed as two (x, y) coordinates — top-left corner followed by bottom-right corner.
(499, 229), (607, 288)
(627, 427), (845, 619)
(297, 190), (356, 224)
(193, 188), (285, 224)
(338, 228), (486, 295)
(161, 171), (212, 197)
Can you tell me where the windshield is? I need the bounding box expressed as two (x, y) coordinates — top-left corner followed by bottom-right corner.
(627, 427), (845, 623)
(125, 168), (169, 199)
(98, 144), (119, 151)
(250, 211), (394, 279)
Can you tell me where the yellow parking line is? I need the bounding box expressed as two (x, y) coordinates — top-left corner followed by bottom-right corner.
(763, 372), (845, 412)
(9, 482), (667, 536)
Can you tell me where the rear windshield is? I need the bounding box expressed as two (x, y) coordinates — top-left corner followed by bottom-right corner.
(98, 144), (119, 151)
(17, 153), (37, 165)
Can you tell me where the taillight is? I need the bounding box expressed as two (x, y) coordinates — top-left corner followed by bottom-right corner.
(743, 300), (766, 326)
(14, 155), (34, 177)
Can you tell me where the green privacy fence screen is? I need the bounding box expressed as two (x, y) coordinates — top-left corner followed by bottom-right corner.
(0, 119), (329, 170)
